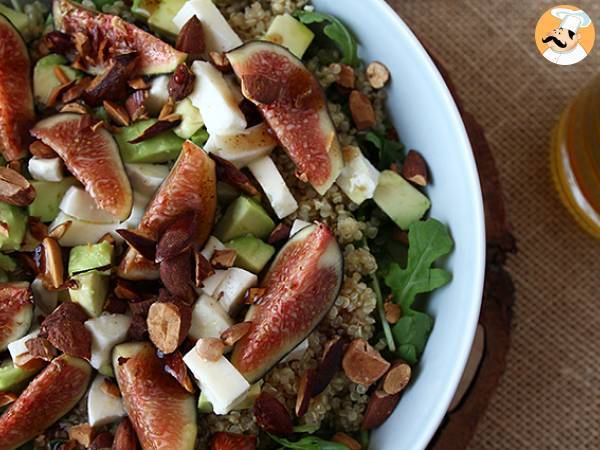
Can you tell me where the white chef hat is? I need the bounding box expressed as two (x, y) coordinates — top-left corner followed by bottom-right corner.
(551, 8), (592, 33)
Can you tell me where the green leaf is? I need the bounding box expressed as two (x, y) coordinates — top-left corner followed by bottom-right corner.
(189, 127), (209, 147)
(360, 131), (404, 170)
(392, 312), (433, 364)
(384, 218), (453, 313)
(293, 10), (359, 67)
(270, 434), (349, 450)
(293, 423), (320, 434)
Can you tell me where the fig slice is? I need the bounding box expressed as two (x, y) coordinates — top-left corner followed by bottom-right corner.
(0, 355), (92, 450)
(0, 282), (33, 351)
(31, 113), (133, 221)
(231, 223), (343, 382)
(227, 42), (343, 195)
(53, 0), (186, 75)
(0, 14), (35, 161)
(118, 141), (216, 280)
(113, 342), (197, 450)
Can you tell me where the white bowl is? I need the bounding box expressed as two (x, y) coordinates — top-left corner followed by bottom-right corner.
(310, 0), (486, 448)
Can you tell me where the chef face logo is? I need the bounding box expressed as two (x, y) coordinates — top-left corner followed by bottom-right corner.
(535, 5), (595, 65)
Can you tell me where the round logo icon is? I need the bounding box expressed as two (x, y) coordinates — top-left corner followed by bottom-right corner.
(535, 5), (595, 65)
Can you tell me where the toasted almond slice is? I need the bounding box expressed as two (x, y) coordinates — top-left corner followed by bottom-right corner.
(342, 339), (390, 387)
(163, 350), (195, 394)
(47, 220), (72, 240)
(103, 100), (131, 126)
(68, 423), (95, 448)
(382, 361), (411, 395)
(335, 64), (355, 89)
(100, 378), (121, 398)
(147, 302), (192, 354)
(194, 337), (225, 362)
(60, 102), (89, 115)
(361, 388), (401, 430)
(401, 150), (428, 186)
(366, 61), (390, 89)
(194, 248), (215, 288)
(210, 249), (237, 269)
(0, 167), (36, 206)
(295, 368), (315, 417)
(29, 141), (57, 159)
(0, 392), (17, 407)
(42, 237), (64, 289)
(244, 287), (266, 305)
(220, 321), (252, 346)
(128, 77), (150, 90)
(25, 337), (56, 362)
(383, 302), (401, 324)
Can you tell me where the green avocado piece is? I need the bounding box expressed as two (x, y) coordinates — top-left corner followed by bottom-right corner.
(197, 391), (213, 413)
(214, 196), (275, 242)
(0, 202), (27, 252)
(174, 99), (204, 139)
(27, 178), (79, 223)
(373, 170), (431, 230)
(148, 0), (187, 37)
(0, 253), (17, 272)
(226, 235), (275, 273)
(0, 4), (29, 39)
(0, 359), (38, 392)
(69, 270), (110, 317)
(263, 13), (315, 59)
(33, 54), (82, 107)
(68, 241), (114, 276)
(98, 362), (114, 378)
(116, 119), (184, 163)
(189, 127), (209, 148)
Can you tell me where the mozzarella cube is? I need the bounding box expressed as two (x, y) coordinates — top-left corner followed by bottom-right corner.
(204, 123), (277, 168)
(189, 294), (233, 340)
(31, 277), (58, 316)
(214, 268), (257, 316)
(8, 329), (40, 364)
(200, 236), (225, 260)
(50, 212), (117, 247)
(183, 344), (250, 415)
(87, 375), (125, 427)
(173, 0), (242, 54)
(199, 269), (228, 297)
(336, 146), (380, 205)
(189, 61), (246, 135)
(248, 156), (298, 219)
(84, 314), (131, 370)
(146, 75), (170, 115)
(281, 338), (309, 363)
(125, 163), (169, 197)
(290, 219), (311, 237)
(60, 186), (119, 224)
(28, 157), (63, 182)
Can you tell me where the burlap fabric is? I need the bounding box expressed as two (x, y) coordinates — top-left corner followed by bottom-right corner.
(386, 1), (600, 449)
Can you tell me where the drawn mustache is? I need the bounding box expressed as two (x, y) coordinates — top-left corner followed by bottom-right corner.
(542, 35), (567, 48)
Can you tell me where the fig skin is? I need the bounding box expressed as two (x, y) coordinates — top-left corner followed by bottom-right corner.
(0, 282), (32, 351)
(232, 223), (343, 382)
(113, 342), (197, 450)
(0, 355), (92, 450)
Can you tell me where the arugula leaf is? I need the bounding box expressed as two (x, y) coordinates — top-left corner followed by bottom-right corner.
(293, 423), (321, 434)
(293, 11), (359, 67)
(392, 311), (433, 364)
(360, 131), (404, 171)
(270, 434), (349, 449)
(385, 219), (452, 313)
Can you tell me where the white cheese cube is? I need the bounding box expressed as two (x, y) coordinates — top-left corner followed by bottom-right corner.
(281, 338), (309, 363)
(146, 75), (170, 115)
(87, 375), (125, 427)
(189, 294), (233, 340)
(248, 156), (298, 219)
(189, 61), (246, 136)
(60, 186), (119, 224)
(84, 314), (131, 370)
(199, 269), (228, 297)
(214, 268), (257, 316)
(173, 0), (242, 54)
(28, 157), (63, 182)
(183, 344), (250, 415)
(204, 123), (277, 168)
(50, 212), (118, 247)
(31, 277), (58, 316)
(8, 329), (40, 364)
(336, 146), (380, 205)
(125, 163), (169, 197)
(290, 219), (311, 237)
(200, 236), (225, 260)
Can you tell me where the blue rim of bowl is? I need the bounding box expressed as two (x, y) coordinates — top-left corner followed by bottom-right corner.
(369, 0), (486, 448)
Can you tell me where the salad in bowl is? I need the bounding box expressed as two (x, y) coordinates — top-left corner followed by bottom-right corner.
(0, 0), (455, 448)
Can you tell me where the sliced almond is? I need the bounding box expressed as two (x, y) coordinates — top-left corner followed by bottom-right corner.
(295, 368), (315, 417)
(366, 61), (390, 89)
(68, 423), (95, 448)
(349, 90), (376, 130)
(113, 278), (141, 301)
(194, 248), (215, 288)
(0, 167), (36, 206)
(103, 100), (130, 126)
(47, 79), (76, 108)
(267, 223), (290, 245)
(220, 321), (252, 346)
(211, 153), (259, 197)
(401, 150), (428, 186)
(25, 337), (57, 362)
(158, 97), (175, 121)
(160, 250), (195, 303)
(342, 339), (390, 387)
(147, 301), (192, 354)
(60, 102), (89, 115)
(125, 90), (149, 122)
(46, 317), (92, 359)
(47, 220), (72, 240)
(254, 392), (293, 436)
(382, 361), (411, 395)
(0, 392), (17, 407)
(155, 212), (197, 263)
(163, 350), (195, 393)
(383, 302), (401, 324)
(361, 388), (401, 430)
(332, 432), (362, 450)
(29, 140), (57, 159)
(40, 302), (89, 336)
(210, 249), (237, 269)
(28, 216), (48, 241)
(175, 16), (205, 60)
(168, 63), (195, 101)
(244, 287), (266, 305)
(194, 337), (225, 362)
(128, 77), (150, 90)
(128, 120), (178, 144)
(335, 63), (355, 89)
(209, 51), (231, 72)
(62, 77), (92, 104)
(113, 418), (137, 450)
(100, 378), (121, 398)
(312, 336), (345, 396)
(42, 237), (64, 289)
(116, 229), (156, 261)
(53, 65), (71, 85)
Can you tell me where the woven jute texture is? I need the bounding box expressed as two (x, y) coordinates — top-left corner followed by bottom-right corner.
(387, 1), (600, 449)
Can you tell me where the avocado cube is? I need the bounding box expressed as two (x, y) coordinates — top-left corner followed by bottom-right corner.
(263, 13), (315, 59)
(28, 177), (79, 223)
(214, 196), (275, 242)
(197, 391), (213, 413)
(33, 54), (82, 107)
(68, 241), (114, 276)
(69, 271), (110, 317)
(0, 4), (29, 39)
(0, 202), (27, 251)
(373, 170), (431, 230)
(226, 235), (275, 273)
(116, 119), (184, 163)
(148, 0), (187, 37)
(0, 359), (38, 392)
